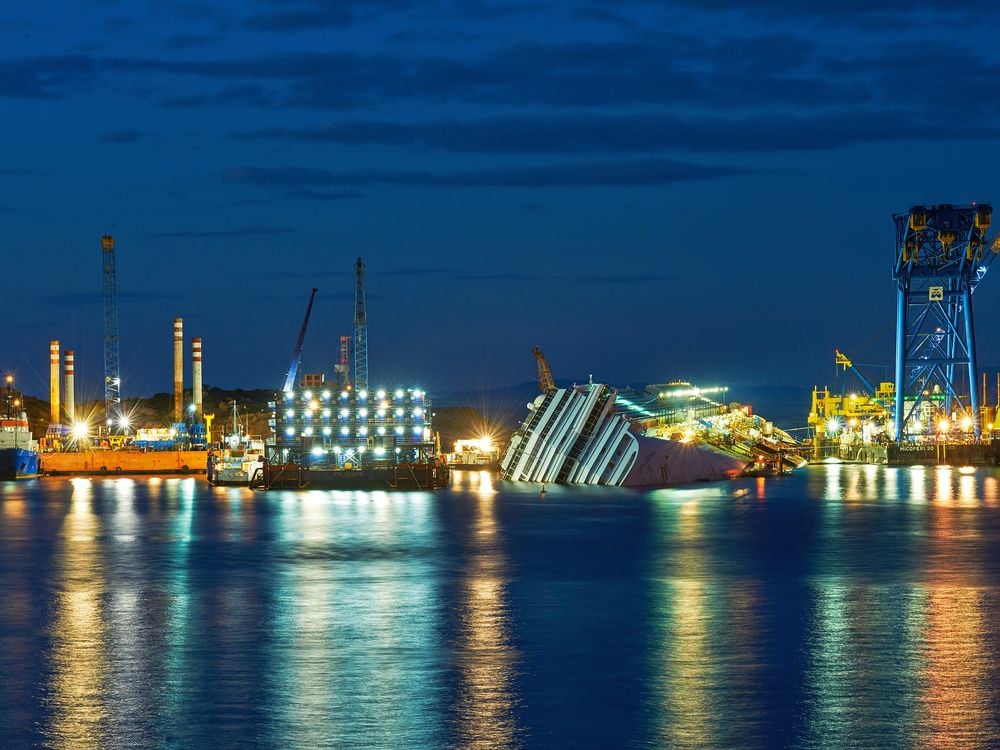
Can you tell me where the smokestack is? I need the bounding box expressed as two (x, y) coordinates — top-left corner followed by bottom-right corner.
(50, 340), (60, 425)
(64, 350), (75, 424)
(192, 337), (203, 420)
(174, 318), (183, 422)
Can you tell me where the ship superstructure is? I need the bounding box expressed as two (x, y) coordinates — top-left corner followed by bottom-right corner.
(0, 376), (39, 480)
(273, 386), (433, 469)
(500, 383), (638, 485)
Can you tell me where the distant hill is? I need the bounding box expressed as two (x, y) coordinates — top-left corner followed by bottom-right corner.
(435, 379), (812, 433)
(24, 380), (811, 442)
(25, 386), (276, 441)
(725, 384), (813, 431)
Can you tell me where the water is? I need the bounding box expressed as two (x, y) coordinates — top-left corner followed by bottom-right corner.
(2, 466), (1000, 749)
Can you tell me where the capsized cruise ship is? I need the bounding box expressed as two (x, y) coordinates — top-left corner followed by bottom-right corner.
(500, 383), (639, 484)
(499, 349), (747, 487)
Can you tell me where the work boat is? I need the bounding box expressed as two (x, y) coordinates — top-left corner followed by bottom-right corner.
(206, 402), (265, 487)
(0, 376), (39, 480)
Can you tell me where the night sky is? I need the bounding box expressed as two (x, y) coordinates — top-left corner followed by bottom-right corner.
(3, 1), (1000, 402)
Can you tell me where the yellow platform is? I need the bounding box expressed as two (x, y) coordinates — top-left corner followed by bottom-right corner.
(41, 450), (207, 475)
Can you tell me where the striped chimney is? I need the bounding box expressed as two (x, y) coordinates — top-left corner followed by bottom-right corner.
(49, 340), (60, 425)
(64, 350), (75, 423)
(174, 318), (183, 423)
(192, 337), (203, 420)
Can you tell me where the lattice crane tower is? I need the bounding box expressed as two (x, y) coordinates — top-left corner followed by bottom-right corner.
(354, 257), (368, 393)
(101, 235), (123, 429)
(892, 203), (995, 438)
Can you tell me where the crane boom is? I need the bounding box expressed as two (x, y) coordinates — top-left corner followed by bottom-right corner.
(282, 288), (318, 392)
(532, 346), (556, 392)
(835, 348), (876, 396)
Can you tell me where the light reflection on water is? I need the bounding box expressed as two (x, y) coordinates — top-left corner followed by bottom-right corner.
(2, 466), (1000, 748)
(453, 471), (518, 749)
(47, 479), (108, 749)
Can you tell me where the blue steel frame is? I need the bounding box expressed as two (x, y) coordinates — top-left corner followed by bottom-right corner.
(892, 204), (994, 438)
(101, 235), (122, 428)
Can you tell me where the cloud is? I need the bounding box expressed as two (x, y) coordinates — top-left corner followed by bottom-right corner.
(4, 30), (994, 130)
(454, 271), (677, 283)
(149, 226), (296, 238)
(282, 188), (363, 201)
(455, 272), (532, 281)
(376, 267), (450, 277)
(573, 273), (676, 284)
(666, 0), (994, 18)
(255, 291), (356, 301)
(223, 158), (749, 189)
(0, 55), (99, 99)
(244, 6), (354, 31)
(6, 32), (839, 112)
(0, 167), (48, 177)
(161, 33), (216, 52)
(243, 0), (526, 33)
(98, 128), (140, 143)
(233, 109), (1000, 155)
(386, 29), (482, 44)
(42, 291), (182, 305)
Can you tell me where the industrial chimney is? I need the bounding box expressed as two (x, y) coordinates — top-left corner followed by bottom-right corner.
(192, 337), (203, 420)
(64, 350), (75, 424)
(49, 340), (60, 425)
(173, 318), (183, 422)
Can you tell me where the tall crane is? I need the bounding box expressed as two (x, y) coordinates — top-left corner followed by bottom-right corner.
(282, 288), (318, 393)
(354, 257), (368, 393)
(892, 203), (996, 438)
(101, 235), (122, 429)
(532, 346), (556, 392)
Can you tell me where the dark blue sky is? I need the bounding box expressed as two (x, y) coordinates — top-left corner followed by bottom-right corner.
(4, 0), (1000, 401)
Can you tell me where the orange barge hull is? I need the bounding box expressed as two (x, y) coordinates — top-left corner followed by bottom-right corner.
(41, 450), (207, 475)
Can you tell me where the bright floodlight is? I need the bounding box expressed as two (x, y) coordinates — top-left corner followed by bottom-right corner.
(961, 416), (973, 431)
(937, 418), (950, 433)
(477, 436), (493, 453)
(72, 422), (90, 440)
(826, 418), (841, 434)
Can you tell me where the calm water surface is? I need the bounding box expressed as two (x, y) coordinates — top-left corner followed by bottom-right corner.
(2, 465), (1000, 749)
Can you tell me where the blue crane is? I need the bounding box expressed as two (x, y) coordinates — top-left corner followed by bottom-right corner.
(282, 288), (318, 393)
(892, 203), (996, 438)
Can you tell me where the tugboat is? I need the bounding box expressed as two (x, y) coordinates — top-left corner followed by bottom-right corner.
(206, 401), (265, 487)
(0, 375), (39, 480)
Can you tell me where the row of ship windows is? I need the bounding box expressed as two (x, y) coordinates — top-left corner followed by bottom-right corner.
(282, 409), (424, 419)
(284, 425), (428, 438)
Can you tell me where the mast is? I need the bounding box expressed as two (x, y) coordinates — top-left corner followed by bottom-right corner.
(354, 257), (368, 393)
(102, 235), (122, 429)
